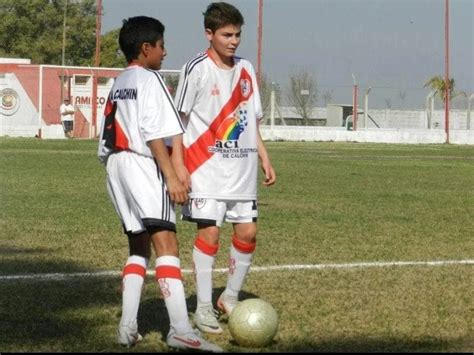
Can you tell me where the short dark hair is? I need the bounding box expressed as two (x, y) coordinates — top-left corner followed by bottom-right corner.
(119, 16), (165, 63)
(203, 2), (244, 32)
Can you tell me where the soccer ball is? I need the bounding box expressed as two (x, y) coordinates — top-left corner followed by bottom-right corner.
(228, 298), (278, 347)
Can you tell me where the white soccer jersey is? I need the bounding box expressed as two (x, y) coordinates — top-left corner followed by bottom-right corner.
(175, 51), (263, 200)
(98, 65), (184, 163)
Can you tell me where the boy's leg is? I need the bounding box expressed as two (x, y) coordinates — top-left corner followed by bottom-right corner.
(117, 232), (150, 347)
(152, 230), (222, 352)
(218, 220), (257, 315)
(193, 226), (220, 309)
(192, 225), (223, 334)
(152, 230), (193, 335)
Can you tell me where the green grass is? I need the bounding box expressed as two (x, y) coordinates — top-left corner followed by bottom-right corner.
(0, 137), (473, 352)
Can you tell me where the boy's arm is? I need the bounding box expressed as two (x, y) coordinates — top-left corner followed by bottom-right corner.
(171, 112), (191, 190)
(148, 137), (188, 204)
(256, 123), (276, 186)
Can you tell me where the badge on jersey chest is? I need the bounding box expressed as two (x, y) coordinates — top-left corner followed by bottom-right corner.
(240, 79), (251, 98)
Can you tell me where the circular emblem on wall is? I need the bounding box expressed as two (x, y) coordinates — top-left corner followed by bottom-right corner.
(0, 88), (20, 116)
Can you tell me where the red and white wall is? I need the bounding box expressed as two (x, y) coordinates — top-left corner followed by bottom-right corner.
(0, 60), (121, 138)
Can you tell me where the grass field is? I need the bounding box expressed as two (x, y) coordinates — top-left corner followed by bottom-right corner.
(0, 137), (473, 352)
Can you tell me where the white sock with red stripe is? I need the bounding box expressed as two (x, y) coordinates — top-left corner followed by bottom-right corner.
(155, 255), (193, 334)
(120, 255), (148, 327)
(224, 235), (255, 297)
(193, 235), (219, 310)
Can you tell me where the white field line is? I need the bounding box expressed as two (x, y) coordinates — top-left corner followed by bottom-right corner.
(1, 259), (473, 282)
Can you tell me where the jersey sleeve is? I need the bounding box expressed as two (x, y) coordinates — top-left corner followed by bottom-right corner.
(140, 73), (184, 142)
(174, 62), (201, 116)
(247, 62), (263, 121)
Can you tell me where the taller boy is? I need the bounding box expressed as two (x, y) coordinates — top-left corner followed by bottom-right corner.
(174, 2), (276, 334)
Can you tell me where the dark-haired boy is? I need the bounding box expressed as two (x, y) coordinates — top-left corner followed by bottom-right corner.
(98, 16), (222, 352)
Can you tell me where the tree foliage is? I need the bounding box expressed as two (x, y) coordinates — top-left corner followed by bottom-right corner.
(424, 75), (466, 103)
(0, 0), (96, 66)
(99, 28), (126, 68)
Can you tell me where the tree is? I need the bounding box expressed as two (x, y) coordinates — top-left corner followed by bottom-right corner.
(322, 89), (333, 107)
(286, 69), (318, 125)
(258, 73), (272, 115)
(100, 29), (126, 68)
(424, 75), (466, 103)
(0, 0), (97, 66)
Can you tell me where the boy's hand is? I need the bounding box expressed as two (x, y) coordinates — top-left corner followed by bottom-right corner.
(166, 177), (189, 204)
(175, 164), (191, 192)
(261, 161), (276, 186)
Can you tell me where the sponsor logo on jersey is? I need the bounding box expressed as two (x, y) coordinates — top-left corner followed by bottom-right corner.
(215, 106), (248, 142)
(208, 105), (253, 158)
(0, 88), (20, 116)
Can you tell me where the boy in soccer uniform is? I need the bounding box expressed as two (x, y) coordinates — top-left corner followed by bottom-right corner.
(174, 2), (276, 334)
(97, 16), (222, 352)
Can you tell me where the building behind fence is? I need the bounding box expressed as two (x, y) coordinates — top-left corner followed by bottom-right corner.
(1, 60), (472, 144)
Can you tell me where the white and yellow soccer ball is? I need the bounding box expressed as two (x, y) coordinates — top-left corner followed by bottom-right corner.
(228, 298), (278, 348)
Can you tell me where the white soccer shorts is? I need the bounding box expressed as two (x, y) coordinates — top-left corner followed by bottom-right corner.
(182, 198), (258, 227)
(106, 151), (176, 234)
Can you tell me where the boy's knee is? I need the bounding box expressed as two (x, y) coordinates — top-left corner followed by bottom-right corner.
(127, 231), (152, 259)
(234, 224), (257, 244)
(197, 225), (220, 245)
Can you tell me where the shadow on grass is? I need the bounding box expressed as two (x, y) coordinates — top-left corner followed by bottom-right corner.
(0, 246), (98, 275)
(0, 249), (259, 351)
(0, 250), (470, 352)
(273, 336), (472, 353)
(0, 248), (122, 351)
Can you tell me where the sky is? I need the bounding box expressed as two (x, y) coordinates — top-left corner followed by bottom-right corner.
(101, 0), (473, 109)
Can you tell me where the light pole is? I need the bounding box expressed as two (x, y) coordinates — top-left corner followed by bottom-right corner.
(425, 91), (436, 128)
(352, 73), (358, 131)
(61, 0), (68, 102)
(444, 0), (450, 143)
(257, 0), (263, 85)
(300, 89), (309, 125)
(92, 0), (102, 138)
(467, 93), (474, 130)
(95, 0), (102, 67)
(364, 87), (371, 129)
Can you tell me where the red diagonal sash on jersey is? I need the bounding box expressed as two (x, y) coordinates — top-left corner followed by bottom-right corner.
(184, 67), (253, 174)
